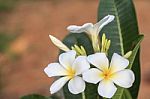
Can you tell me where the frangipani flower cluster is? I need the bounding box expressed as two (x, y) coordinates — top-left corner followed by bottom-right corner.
(44, 15), (135, 98)
(44, 51), (134, 98)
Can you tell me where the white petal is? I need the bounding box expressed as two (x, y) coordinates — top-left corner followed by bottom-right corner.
(110, 53), (129, 73)
(50, 77), (69, 94)
(98, 80), (117, 98)
(44, 63), (67, 77)
(83, 68), (103, 84)
(87, 53), (109, 71)
(59, 50), (76, 70)
(68, 76), (85, 94)
(67, 23), (94, 35)
(49, 35), (70, 51)
(94, 15), (115, 35)
(72, 56), (90, 75)
(112, 69), (135, 88)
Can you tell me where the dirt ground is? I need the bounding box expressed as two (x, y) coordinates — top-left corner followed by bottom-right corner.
(0, 0), (150, 99)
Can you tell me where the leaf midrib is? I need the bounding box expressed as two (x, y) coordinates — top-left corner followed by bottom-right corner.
(113, 0), (124, 56)
(113, 0), (125, 98)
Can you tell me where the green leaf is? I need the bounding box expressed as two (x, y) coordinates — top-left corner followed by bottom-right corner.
(20, 94), (48, 99)
(128, 35), (143, 98)
(98, 0), (142, 98)
(122, 89), (132, 99)
(98, 0), (139, 56)
(113, 89), (132, 99)
(20, 94), (59, 99)
(112, 89), (132, 99)
(128, 35), (144, 69)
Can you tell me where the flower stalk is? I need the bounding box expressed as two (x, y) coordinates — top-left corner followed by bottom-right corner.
(91, 35), (100, 52)
(82, 92), (86, 99)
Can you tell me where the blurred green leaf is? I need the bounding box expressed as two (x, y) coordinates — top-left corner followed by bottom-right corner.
(21, 94), (48, 99)
(0, 0), (18, 12)
(0, 33), (17, 53)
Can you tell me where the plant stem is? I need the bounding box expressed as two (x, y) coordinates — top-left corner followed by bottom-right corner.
(82, 92), (86, 99)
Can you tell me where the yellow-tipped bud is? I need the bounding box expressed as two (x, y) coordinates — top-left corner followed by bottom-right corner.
(71, 46), (76, 51)
(102, 34), (106, 46)
(71, 45), (86, 56)
(71, 46), (80, 56)
(104, 39), (108, 52)
(101, 33), (106, 52)
(124, 51), (132, 59)
(49, 35), (70, 52)
(80, 46), (87, 55)
(74, 45), (82, 54)
(106, 40), (111, 53)
(101, 33), (111, 55)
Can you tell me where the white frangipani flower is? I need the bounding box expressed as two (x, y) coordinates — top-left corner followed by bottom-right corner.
(67, 15), (115, 52)
(44, 50), (90, 94)
(83, 53), (135, 98)
(67, 15), (115, 36)
(49, 35), (70, 52)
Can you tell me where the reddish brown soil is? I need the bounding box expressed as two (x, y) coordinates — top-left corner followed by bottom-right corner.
(0, 0), (150, 99)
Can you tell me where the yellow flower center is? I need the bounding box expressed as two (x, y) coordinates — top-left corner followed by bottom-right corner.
(66, 67), (76, 79)
(101, 68), (114, 80)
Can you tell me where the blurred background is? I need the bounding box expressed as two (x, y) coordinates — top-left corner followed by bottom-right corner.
(0, 0), (149, 99)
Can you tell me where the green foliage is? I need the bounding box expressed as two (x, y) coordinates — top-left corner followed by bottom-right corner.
(121, 89), (132, 99)
(128, 35), (143, 99)
(128, 35), (144, 69)
(98, 0), (139, 56)
(20, 94), (60, 99)
(21, 94), (48, 99)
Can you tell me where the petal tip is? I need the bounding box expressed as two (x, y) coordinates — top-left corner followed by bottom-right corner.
(108, 14), (115, 19)
(50, 90), (55, 94)
(67, 25), (72, 30)
(44, 67), (51, 77)
(49, 34), (54, 40)
(49, 34), (52, 37)
(67, 25), (80, 33)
